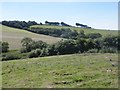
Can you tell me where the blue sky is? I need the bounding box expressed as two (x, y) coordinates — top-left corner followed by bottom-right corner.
(1, 2), (118, 30)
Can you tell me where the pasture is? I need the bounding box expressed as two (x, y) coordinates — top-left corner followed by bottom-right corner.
(2, 53), (118, 88)
(1, 25), (62, 50)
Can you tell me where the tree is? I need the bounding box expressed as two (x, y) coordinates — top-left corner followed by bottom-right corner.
(77, 30), (85, 38)
(61, 22), (71, 27)
(2, 42), (9, 52)
(86, 33), (102, 39)
(21, 37), (33, 52)
(75, 38), (87, 53)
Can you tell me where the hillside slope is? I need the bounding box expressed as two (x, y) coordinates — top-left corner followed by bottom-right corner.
(1, 25), (62, 50)
(2, 53), (118, 88)
(31, 25), (118, 36)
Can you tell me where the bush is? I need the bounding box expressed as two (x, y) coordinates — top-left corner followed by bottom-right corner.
(2, 42), (9, 52)
(39, 48), (48, 57)
(87, 49), (98, 53)
(2, 54), (20, 61)
(20, 47), (28, 53)
(99, 47), (117, 53)
(86, 33), (102, 39)
(28, 49), (47, 58)
(28, 50), (38, 58)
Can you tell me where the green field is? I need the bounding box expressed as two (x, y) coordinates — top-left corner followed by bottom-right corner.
(2, 53), (118, 88)
(1, 25), (62, 50)
(31, 25), (118, 36)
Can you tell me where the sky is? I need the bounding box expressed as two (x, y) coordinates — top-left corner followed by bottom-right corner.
(1, 2), (118, 30)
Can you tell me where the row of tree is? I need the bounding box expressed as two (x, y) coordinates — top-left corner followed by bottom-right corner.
(1, 20), (91, 29)
(1, 21), (38, 30)
(1, 35), (119, 61)
(45, 21), (91, 28)
(20, 36), (119, 58)
(45, 21), (74, 27)
(29, 27), (102, 39)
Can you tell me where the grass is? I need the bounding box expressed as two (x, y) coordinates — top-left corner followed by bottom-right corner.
(31, 25), (118, 36)
(2, 53), (118, 88)
(1, 25), (62, 50)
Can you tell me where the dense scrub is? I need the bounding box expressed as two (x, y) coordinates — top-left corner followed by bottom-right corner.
(29, 27), (103, 40)
(2, 35), (119, 61)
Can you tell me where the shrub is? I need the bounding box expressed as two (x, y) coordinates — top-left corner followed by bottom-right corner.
(2, 42), (9, 52)
(87, 49), (98, 53)
(99, 47), (117, 53)
(86, 33), (102, 39)
(2, 54), (20, 61)
(28, 50), (38, 58)
(20, 47), (28, 53)
(39, 48), (48, 57)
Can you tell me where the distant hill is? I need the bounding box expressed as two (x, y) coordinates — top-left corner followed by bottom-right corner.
(1, 25), (62, 50)
(1, 24), (118, 50)
(30, 25), (118, 36)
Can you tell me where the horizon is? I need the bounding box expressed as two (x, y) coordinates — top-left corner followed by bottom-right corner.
(1, 2), (118, 30)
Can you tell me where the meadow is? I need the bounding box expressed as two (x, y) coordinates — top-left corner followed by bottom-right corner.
(1, 25), (62, 50)
(2, 53), (118, 88)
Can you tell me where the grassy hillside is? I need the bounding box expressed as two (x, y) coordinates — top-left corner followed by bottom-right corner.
(31, 25), (118, 36)
(1, 25), (62, 50)
(2, 53), (118, 88)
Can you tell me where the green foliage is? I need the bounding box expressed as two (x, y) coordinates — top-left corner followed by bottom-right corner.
(75, 38), (87, 53)
(2, 53), (20, 61)
(1, 42), (9, 52)
(0, 42), (1, 54)
(99, 47), (118, 53)
(28, 50), (38, 58)
(20, 47), (28, 53)
(54, 39), (77, 55)
(3, 34), (118, 61)
(21, 37), (33, 47)
(87, 49), (98, 53)
(21, 38), (48, 53)
(2, 20), (38, 30)
(29, 27), (79, 39)
(86, 33), (102, 39)
(28, 48), (48, 58)
(2, 50), (29, 61)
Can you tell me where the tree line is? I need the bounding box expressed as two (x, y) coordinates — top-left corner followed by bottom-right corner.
(20, 36), (119, 58)
(1, 35), (119, 61)
(1, 21), (39, 30)
(1, 20), (92, 29)
(29, 27), (101, 39)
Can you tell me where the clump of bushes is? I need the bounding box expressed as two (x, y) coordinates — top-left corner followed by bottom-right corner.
(0, 42), (9, 53)
(99, 47), (118, 53)
(2, 34), (119, 61)
(28, 48), (49, 58)
(2, 54), (20, 61)
(87, 49), (98, 53)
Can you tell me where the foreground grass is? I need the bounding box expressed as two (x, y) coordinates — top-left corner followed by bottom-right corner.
(31, 25), (118, 36)
(1, 25), (62, 50)
(2, 53), (118, 88)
